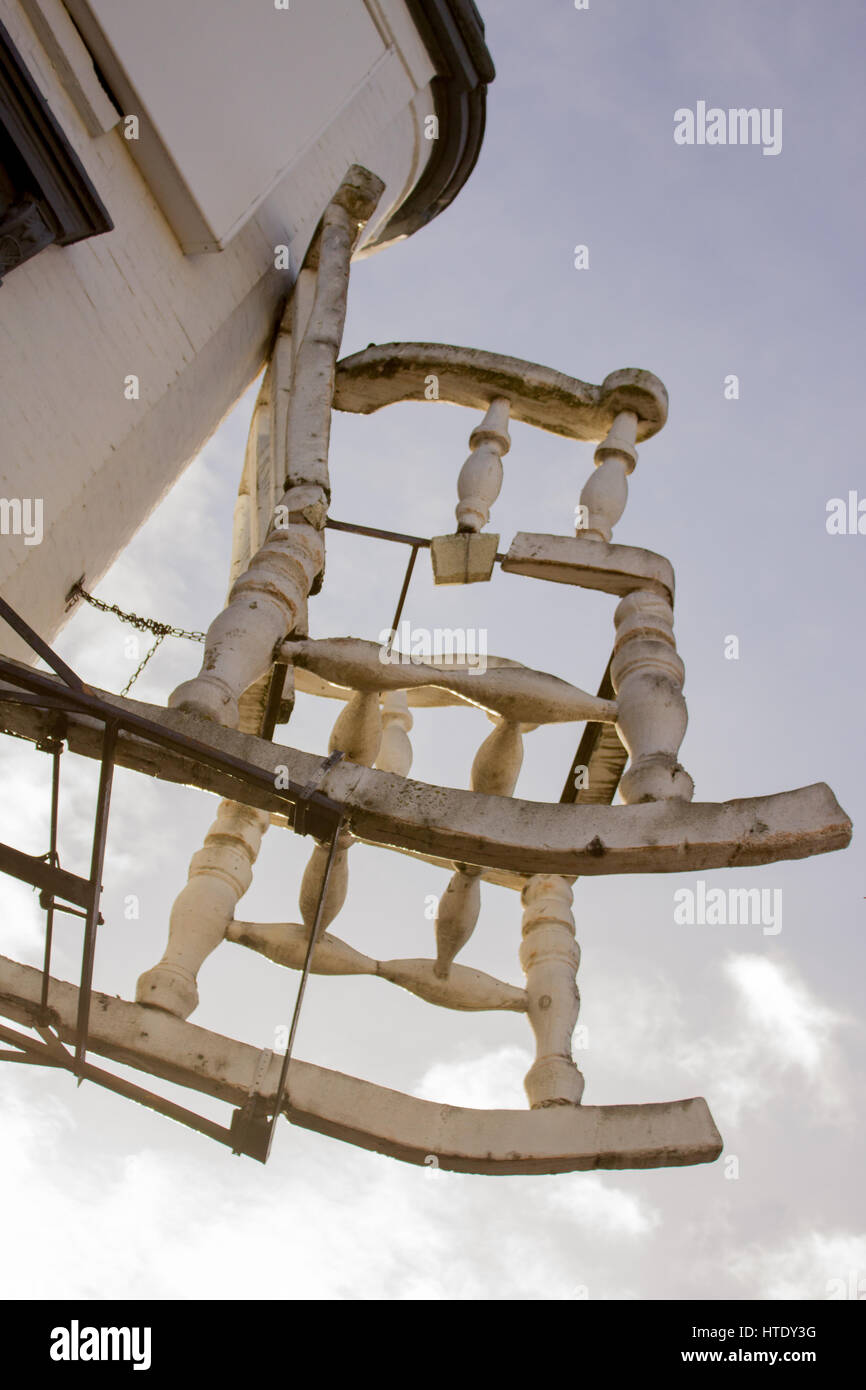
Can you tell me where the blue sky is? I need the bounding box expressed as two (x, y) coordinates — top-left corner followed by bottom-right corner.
(1, 0), (864, 1299)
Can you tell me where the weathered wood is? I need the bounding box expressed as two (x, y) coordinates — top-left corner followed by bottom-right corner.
(502, 532), (675, 602)
(375, 690), (413, 776)
(434, 868), (482, 978)
(226, 921), (526, 1012)
(0, 954), (724, 1173)
(329, 689), (383, 765)
(334, 345), (668, 442)
(612, 590), (694, 803)
(578, 410), (639, 542)
(136, 801), (269, 1018)
(167, 167), (384, 728)
(0, 669), (851, 877)
(429, 530), (500, 585)
(456, 397), (511, 531)
(291, 652), (529, 710)
(520, 876), (583, 1107)
(282, 636), (617, 725)
(292, 677), (385, 967)
(434, 715), (526, 975)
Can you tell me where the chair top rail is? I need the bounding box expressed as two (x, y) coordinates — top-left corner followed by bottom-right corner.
(333, 342), (668, 442)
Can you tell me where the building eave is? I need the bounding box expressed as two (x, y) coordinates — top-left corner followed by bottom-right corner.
(372, 0), (494, 248)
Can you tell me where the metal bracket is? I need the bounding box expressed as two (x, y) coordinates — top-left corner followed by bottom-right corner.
(230, 1047), (275, 1163)
(293, 750), (344, 837)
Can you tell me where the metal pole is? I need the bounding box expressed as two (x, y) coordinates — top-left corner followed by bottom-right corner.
(74, 719), (117, 1079)
(266, 815), (344, 1158)
(383, 543), (420, 658)
(0, 593), (86, 692)
(39, 740), (62, 1015)
(260, 660), (289, 742)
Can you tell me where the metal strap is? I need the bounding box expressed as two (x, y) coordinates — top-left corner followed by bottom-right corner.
(293, 750), (344, 836)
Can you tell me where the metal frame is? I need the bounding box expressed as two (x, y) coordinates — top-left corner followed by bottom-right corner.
(0, 594), (345, 1162)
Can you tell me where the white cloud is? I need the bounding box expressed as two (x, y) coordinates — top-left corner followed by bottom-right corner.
(723, 955), (843, 1075)
(0, 1069), (657, 1300)
(677, 954), (850, 1124)
(413, 1045), (660, 1241)
(730, 1230), (866, 1300)
(581, 955), (851, 1127)
(545, 1175), (660, 1238)
(412, 1044), (531, 1110)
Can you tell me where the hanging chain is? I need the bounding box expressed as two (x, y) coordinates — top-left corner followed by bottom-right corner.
(69, 583), (206, 694)
(70, 583), (206, 642)
(119, 633), (165, 696)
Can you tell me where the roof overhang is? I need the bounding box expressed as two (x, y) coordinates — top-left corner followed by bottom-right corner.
(374, 0), (494, 247)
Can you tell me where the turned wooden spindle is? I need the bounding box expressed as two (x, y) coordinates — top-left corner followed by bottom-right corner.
(227, 919), (527, 1012)
(170, 488), (325, 728)
(329, 689), (383, 764)
(298, 830), (353, 936)
(281, 635), (616, 726)
(470, 715), (524, 796)
(167, 167), (384, 729)
(376, 690), (413, 775)
(577, 410), (639, 542)
(455, 397), (511, 532)
(519, 874), (584, 1108)
(611, 588), (694, 803)
(434, 716), (526, 977)
(136, 801), (269, 1018)
(434, 868), (483, 979)
(294, 685), (384, 948)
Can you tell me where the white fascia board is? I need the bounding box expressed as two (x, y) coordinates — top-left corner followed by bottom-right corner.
(63, 0), (435, 254)
(18, 0), (120, 136)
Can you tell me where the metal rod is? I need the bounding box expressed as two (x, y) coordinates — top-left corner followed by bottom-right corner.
(260, 661), (288, 742)
(0, 654), (344, 837)
(0, 1021), (237, 1149)
(266, 815), (344, 1158)
(0, 593), (86, 692)
(0, 1051), (59, 1066)
(0, 841), (91, 909)
(40, 741), (62, 1013)
(35, 1024), (73, 1063)
(74, 719), (117, 1079)
(0, 689), (75, 712)
(326, 517), (431, 548)
(384, 544), (420, 657)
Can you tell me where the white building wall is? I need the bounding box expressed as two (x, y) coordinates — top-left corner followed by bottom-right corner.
(0, 0), (436, 658)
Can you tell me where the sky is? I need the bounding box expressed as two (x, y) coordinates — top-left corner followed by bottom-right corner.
(1, 0), (864, 1301)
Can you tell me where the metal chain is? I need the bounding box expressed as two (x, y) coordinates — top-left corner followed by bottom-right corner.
(70, 583), (206, 695)
(71, 583), (206, 643)
(120, 633), (165, 696)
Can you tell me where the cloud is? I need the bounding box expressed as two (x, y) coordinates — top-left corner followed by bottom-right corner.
(0, 1065), (658, 1301)
(677, 954), (850, 1124)
(730, 1230), (866, 1300)
(724, 955), (843, 1074)
(413, 1045), (661, 1242)
(412, 1044), (531, 1110)
(580, 954), (851, 1127)
(545, 1175), (659, 1238)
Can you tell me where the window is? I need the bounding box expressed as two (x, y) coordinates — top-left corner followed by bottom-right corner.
(0, 16), (111, 284)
